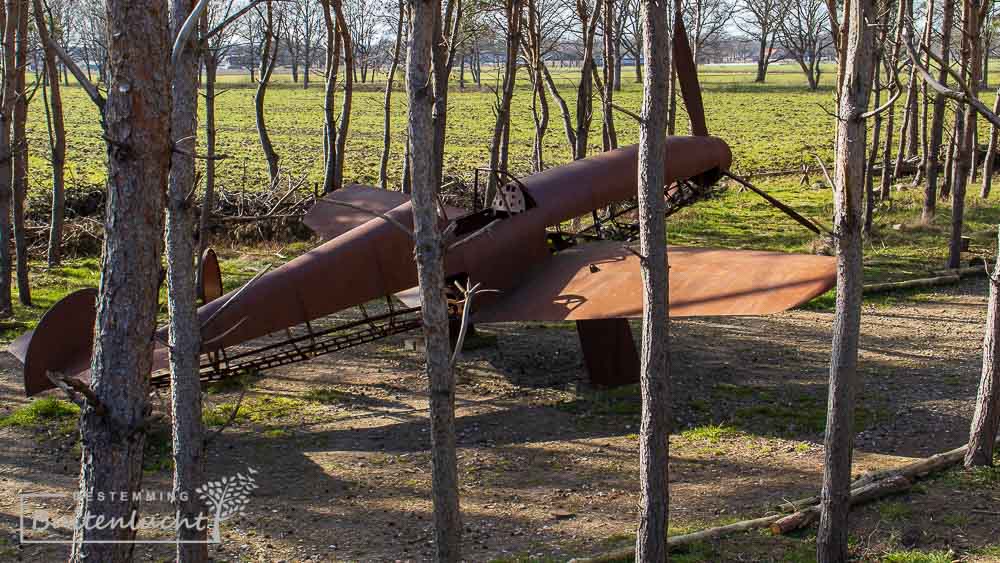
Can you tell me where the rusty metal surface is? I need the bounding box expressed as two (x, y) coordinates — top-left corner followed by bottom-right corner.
(14, 288), (97, 396)
(523, 137), (732, 227)
(576, 319), (640, 387)
(199, 247), (223, 304)
(474, 241), (836, 323)
(672, 18), (708, 137)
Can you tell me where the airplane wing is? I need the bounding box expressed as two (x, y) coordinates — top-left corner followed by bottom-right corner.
(304, 184), (464, 241)
(473, 241), (836, 323)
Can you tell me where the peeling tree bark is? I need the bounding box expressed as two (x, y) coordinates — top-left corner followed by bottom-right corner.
(70, 0), (171, 559)
(406, 0), (460, 560)
(817, 0), (872, 560)
(634, 0), (670, 559)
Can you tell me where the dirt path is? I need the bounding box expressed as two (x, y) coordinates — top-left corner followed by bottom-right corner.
(1, 279), (998, 561)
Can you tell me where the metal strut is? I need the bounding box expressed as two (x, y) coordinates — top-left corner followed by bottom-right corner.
(150, 306), (423, 387)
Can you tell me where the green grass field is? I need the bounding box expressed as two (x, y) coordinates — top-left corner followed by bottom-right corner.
(7, 62), (1000, 339)
(26, 63), (848, 200)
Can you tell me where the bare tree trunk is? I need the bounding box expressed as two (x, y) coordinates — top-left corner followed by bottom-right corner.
(877, 0), (905, 202)
(199, 16), (218, 261)
(406, 0), (460, 559)
(667, 0), (680, 135)
(982, 89), (1000, 198)
(634, 0), (670, 559)
(601, 0), (618, 151)
(168, 0), (207, 558)
(431, 0), (461, 190)
(34, 0), (65, 268)
(256, 0), (280, 185)
(524, 0), (549, 173)
(817, 0), (872, 560)
(864, 55), (881, 236)
(380, 0), (404, 189)
(12, 0), (29, 306)
(966, 228), (1000, 467)
(321, 0), (340, 193)
(0, 0), (15, 317)
(574, 0), (602, 160)
(949, 0), (986, 269)
(332, 0), (353, 191)
(486, 0), (522, 201)
(70, 0), (171, 558)
(924, 0), (954, 222)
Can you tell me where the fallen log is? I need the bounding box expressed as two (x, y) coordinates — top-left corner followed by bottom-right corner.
(572, 514), (785, 563)
(863, 264), (989, 294)
(574, 434), (1000, 562)
(769, 475), (912, 535)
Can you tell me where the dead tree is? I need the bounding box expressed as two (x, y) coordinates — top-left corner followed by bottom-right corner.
(923, 0), (953, 223)
(379, 0), (404, 189)
(12, 0), (29, 306)
(35, 0), (66, 267)
(70, 0), (171, 557)
(817, 0), (872, 560)
(967, 228), (1000, 467)
(255, 0), (281, 184)
(735, 0), (789, 83)
(486, 0), (524, 202)
(406, 0), (461, 559)
(167, 0), (208, 558)
(634, 0), (670, 559)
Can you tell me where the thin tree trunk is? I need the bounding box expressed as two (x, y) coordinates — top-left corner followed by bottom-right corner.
(332, 0), (353, 191)
(949, 0), (985, 269)
(924, 0), (953, 222)
(982, 89), (1000, 198)
(406, 0), (460, 559)
(601, 0), (618, 151)
(380, 1), (404, 189)
(0, 0), (15, 317)
(70, 0), (171, 558)
(817, 0), (872, 560)
(864, 56), (881, 236)
(966, 227), (1000, 467)
(634, 0), (670, 559)
(12, 0), (29, 306)
(877, 0), (905, 202)
(256, 1), (280, 185)
(486, 0), (522, 201)
(321, 0), (340, 193)
(431, 0), (461, 190)
(168, 0), (207, 558)
(199, 30), (218, 261)
(34, 0), (65, 268)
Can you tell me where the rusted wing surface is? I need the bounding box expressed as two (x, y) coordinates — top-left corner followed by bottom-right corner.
(474, 242), (836, 323)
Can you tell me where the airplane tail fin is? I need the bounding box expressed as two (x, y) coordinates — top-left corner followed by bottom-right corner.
(9, 288), (96, 397)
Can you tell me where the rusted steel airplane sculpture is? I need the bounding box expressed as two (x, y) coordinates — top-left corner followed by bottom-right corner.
(9, 22), (836, 397)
